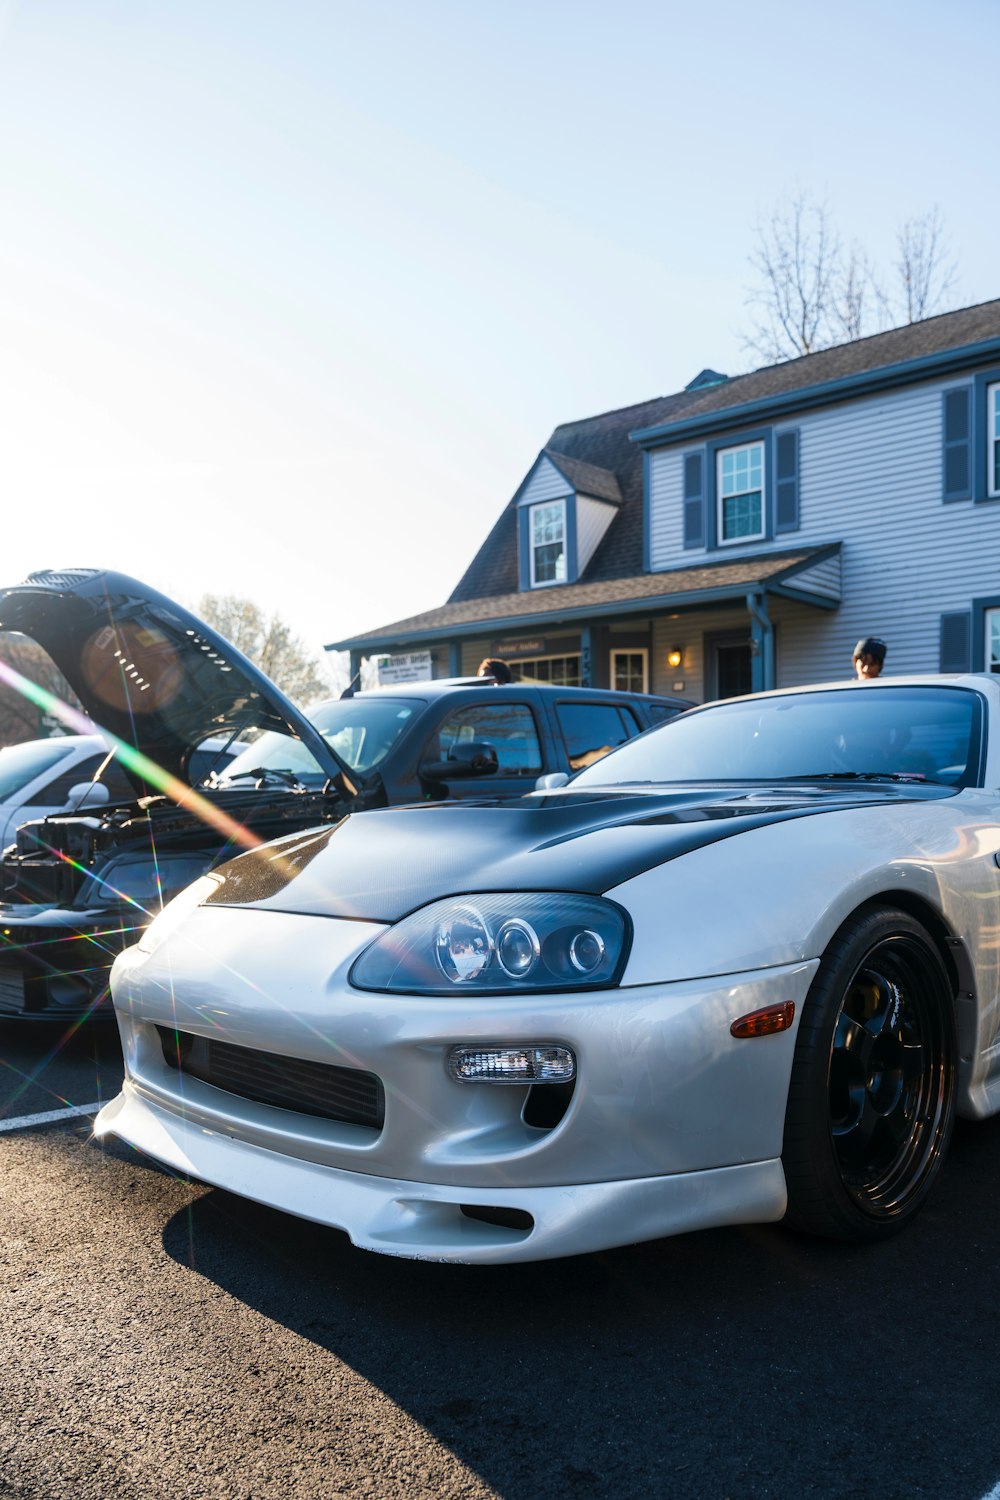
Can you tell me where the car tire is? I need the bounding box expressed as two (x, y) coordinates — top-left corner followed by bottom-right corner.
(782, 905), (956, 1241)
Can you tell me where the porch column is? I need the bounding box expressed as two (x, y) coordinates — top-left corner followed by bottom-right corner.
(448, 642), (461, 676)
(579, 625), (593, 687)
(746, 592), (775, 693)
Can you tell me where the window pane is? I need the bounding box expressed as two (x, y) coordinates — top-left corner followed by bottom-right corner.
(987, 609), (1000, 672)
(515, 656), (580, 686)
(435, 704), (542, 775)
(556, 703), (635, 771)
(718, 442), (765, 541)
(612, 651), (647, 694)
(531, 502), (565, 583)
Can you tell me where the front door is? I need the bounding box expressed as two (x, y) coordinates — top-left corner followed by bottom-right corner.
(710, 635), (753, 700)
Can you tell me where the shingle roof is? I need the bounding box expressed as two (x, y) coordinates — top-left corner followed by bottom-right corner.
(331, 545), (837, 650)
(634, 296), (1000, 434)
(348, 297), (1000, 648)
(543, 450), (622, 503)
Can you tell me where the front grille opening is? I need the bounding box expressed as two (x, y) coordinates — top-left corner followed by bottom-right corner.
(156, 1026), (385, 1129)
(460, 1204), (534, 1233)
(522, 1079), (575, 1130)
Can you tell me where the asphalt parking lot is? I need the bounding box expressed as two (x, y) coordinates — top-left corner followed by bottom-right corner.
(4, 1021), (1000, 1500)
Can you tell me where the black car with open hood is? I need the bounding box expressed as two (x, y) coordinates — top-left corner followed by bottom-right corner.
(0, 569), (365, 1019)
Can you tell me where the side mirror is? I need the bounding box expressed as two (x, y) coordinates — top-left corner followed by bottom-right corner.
(421, 741), (500, 781)
(67, 782), (111, 809)
(535, 771), (570, 791)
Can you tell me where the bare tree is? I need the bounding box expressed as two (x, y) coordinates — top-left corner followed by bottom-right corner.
(893, 206), (958, 324)
(742, 193), (960, 363)
(196, 595), (335, 705)
(744, 193), (841, 362)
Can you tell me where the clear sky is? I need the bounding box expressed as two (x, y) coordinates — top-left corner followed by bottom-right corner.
(0, 0), (996, 682)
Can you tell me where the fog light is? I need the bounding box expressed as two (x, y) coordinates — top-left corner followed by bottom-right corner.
(447, 1045), (576, 1084)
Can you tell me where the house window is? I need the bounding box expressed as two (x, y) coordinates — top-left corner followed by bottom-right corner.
(989, 384), (1000, 499)
(611, 649), (648, 694)
(985, 608), (1000, 672)
(512, 654), (580, 685)
(717, 442), (765, 543)
(530, 501), (566, 586)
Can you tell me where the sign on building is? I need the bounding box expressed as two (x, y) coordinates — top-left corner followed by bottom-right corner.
(375, 652), (433, 685)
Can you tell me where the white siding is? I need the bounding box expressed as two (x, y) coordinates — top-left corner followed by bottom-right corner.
(517, 458), (572, 507)
(785, 551), (842, 603)
(576, 495), (617, 574)
(648, 376), (1000, 683)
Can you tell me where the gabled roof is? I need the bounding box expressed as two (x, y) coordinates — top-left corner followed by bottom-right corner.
(339, 297), (1000, 652)
(330, 544), (841, 651)
(541, 450), (622, 504)
(632, 297), (1000, 444)
(448, 389), (695, 603)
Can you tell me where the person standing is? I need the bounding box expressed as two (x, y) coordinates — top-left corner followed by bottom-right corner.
(852, 637), (887, 679)
(477, 658), (513, 684)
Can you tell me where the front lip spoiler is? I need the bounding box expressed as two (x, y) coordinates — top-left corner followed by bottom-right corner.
(95, 1084), (788, 1264)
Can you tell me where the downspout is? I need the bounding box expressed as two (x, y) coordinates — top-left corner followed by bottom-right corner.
(746, 591), (775, 693)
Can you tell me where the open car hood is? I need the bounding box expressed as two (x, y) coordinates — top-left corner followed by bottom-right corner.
(0, 568), (354, 793)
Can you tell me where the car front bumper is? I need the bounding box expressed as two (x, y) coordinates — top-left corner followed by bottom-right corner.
(97, 906), (819, 1262)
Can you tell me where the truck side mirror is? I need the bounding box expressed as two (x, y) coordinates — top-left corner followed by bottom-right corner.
(421, 741), (499, 780)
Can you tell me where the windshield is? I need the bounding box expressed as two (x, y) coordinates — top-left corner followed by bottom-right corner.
(571, 686), (984, 789)
(219, 697), (420, 786)
(0, 739), (75, 800)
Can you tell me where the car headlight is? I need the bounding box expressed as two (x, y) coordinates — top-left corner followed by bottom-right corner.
(350, 893), (629, 995)
(135, 873), (223, 956)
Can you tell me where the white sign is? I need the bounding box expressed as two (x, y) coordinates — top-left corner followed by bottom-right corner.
(375, 651), (433, 685)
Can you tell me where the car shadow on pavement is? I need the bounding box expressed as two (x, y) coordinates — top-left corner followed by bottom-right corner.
(157, 1113), (1000, 1500)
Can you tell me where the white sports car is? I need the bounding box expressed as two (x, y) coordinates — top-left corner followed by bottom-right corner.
(97, 675), (1000, 1263)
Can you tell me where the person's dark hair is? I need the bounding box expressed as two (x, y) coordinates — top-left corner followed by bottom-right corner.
(477, 657), (512, 684)
(853, 636), (887, 664)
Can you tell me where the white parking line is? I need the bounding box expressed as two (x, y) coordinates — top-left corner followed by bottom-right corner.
(0, 1100), (104, 1134)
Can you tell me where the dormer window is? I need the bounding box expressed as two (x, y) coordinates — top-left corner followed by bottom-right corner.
(530, 500), (567, 586)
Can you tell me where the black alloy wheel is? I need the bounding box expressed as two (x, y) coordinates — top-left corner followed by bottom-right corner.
(782, 906), (956, 1241)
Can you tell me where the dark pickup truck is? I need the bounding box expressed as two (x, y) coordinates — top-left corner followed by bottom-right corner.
(222, 677), (691, 806)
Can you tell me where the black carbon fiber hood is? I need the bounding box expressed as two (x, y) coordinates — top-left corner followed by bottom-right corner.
(203, 779), (957, 922)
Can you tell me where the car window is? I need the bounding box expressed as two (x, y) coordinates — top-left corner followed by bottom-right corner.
(0, 740), (76, 801)
(556, 702), (640, 772)
(25, 753), (106, 805)
(571, 686), (983, 788)
(432, 704), (542, 776)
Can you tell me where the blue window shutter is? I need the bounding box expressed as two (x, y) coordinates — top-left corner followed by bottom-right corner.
(774, 430), (800, 533)
(939, 611), (971, 672)
(942, 388), (972, 503)
(683, 451), (705, 549)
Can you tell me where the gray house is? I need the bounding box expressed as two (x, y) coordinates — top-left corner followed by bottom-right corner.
(330, 298), (1000, 703)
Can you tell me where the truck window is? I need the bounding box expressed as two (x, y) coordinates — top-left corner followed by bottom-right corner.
(556, 703), (639, 771)
(432, 704), (542, 776)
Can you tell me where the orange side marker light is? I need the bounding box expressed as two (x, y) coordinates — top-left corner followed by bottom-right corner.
(730, 1002), (796, 1039)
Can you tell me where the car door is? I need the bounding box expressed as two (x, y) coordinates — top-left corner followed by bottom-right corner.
(419, 700), (545, 800)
